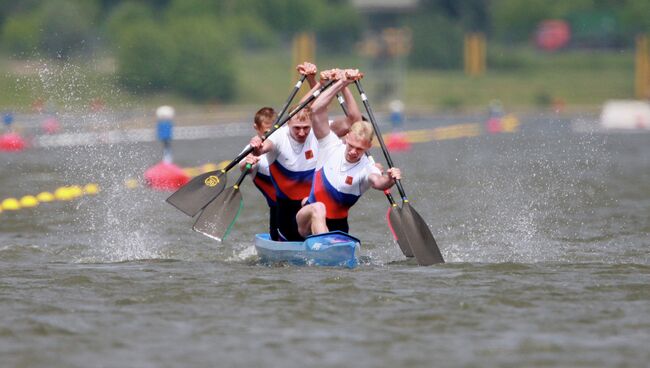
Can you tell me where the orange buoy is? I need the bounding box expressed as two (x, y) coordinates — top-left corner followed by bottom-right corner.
(144, 161), (190, 191)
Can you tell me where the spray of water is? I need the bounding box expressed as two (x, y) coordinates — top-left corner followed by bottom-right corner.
(22, 58), (175, 263)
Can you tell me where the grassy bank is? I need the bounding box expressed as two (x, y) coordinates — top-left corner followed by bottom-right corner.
(0, 47), (636, 114)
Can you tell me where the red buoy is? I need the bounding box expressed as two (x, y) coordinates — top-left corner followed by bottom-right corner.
(42, 117), (61, 134)
(486, 117), (502, 134)
(144, 161), (190, 191)
(386, 132), (411, 152)
(0, 132), (26, 151)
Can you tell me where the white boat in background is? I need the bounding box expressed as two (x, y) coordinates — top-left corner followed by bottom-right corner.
(600, 100), (650, 131)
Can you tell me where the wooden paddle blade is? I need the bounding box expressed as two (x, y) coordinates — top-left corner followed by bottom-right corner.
(166, 170), (226, 217)
(387, 206), (414, 258)
(400, 203), (444, 265)
(192, 187), (242, 241)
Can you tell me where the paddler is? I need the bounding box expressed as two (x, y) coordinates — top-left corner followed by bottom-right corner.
(296, 69), (401, 237)
(248, 62), (362, 241)
(241, 107), (279, 240)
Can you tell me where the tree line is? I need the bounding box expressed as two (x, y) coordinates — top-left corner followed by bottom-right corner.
(1, 0), (649, 101)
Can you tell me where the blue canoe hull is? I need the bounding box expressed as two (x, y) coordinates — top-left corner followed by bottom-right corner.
(254, 231), (360, 268)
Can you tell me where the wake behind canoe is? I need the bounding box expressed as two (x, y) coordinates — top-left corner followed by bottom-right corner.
(254, 231), (360, 268)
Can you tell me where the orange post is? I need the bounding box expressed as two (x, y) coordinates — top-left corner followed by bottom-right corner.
(635, 34), (650, 99)
(292, 32), (316, 82)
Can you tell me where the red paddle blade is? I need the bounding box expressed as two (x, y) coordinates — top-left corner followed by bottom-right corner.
(386, 206), (398, 241)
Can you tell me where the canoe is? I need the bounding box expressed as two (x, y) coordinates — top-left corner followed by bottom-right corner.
(254, 231), (360, 268)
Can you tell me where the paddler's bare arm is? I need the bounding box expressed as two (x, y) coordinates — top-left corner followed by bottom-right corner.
(249, 135), (274, 156)
(310, 69), (349, 140)
(330, 84), (362, 137)
(369, 167), (401, 190)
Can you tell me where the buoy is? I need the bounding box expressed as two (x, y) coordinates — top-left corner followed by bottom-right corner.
(386, 132), (411, 152)
(125, 179), (140, 189)
(0, 132), (26, 151)
(36, 192), (55, 202)
(68, 186), (83, 199)
(19, 195), (39, 208)
(486, 117), (502, 134)
(83, 183), (100, 195)
(1, 198), (21, 211)
(144, 161), (190, 191)
(183, 167), (200, 177)
(54, 187), (73, 201)
(202, 163), (218, 173)
(41, 117), (61, 134)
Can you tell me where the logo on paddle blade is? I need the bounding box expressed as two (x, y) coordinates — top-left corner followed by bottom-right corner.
(204, 175), (220, 187)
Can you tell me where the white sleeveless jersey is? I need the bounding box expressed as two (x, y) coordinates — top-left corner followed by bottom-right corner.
(308, 131), (380, 219)
(266, 125), (318, 201)
(250, 154), (276, 206)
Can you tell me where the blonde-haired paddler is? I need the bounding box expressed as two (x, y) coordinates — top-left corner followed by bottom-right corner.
(296, 69), (401, 237)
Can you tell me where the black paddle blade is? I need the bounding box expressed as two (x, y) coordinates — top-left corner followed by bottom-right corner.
(166, 170), (226, 217)
(387, 206), (414, 258)
(400, 202), (445, 265)
(192, 187), (242, 241)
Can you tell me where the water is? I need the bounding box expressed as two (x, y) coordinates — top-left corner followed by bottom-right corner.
(1, 115), (649, 367)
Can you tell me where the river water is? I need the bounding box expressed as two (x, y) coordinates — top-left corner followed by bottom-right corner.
(1, 114), (649, 367)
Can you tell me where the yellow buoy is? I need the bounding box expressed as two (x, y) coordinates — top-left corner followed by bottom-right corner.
(183, 168), (200, 177)
(54, 187), (72, 201)
(83, 183), (100, 195)
(19, 195), (39, 208)
(125, 178), (139, 189)
(216, 160), (230, 170)
(202, 163), (218, 172)
(37, 192), (55, 202)
(68, 185), (83, 199)
(1, 198), (21, 210)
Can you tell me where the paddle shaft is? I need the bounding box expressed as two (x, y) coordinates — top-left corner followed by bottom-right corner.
(234, 163), (252, 189)
(336, 90), (414, 258)
(354, 80), (408, 201)
(277, 75), (307, 127)
(219, 79), (335, 175)
(336, 91), (395, 203)
(354, 80), (444, 265)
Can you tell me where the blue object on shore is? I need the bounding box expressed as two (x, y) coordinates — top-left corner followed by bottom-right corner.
(157, 120), (173, 142)
(254, 231), (360, 268)
(3, 113), (14, 126)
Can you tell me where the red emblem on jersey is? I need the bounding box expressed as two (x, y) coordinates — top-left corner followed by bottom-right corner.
(305, 150), (313, 159)
(345, 176), (353, 185)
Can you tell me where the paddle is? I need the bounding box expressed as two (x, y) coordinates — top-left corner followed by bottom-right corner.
(192, 164), (251, 241)
(166, 78), (333, 217)
(336, 92), (414, 258)
(354, 80), (444, 265)
(191, 75), (311, 239)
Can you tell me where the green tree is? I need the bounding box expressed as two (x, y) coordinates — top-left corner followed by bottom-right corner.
(168, 16), (236, 101)
(115, 21), (177, 92)
(105, 1), (155, 44)
(409, 14), (463, 69)
(1, 12), (41, 56)
(39, 0), (100, 58)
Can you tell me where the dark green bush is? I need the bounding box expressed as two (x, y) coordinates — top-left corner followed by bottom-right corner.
(105, 1), (155, 45)
(115, 21), (178, 92)
(1, 13), (41, 57)
(168, 17), (236, 101)
(409, 14), (464, 69)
